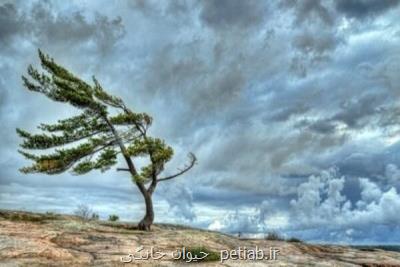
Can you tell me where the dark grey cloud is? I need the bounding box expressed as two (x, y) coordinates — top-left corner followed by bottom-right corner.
(166, 0), (191, 16)
(267, 104), (310, 122)
(125, 0), (191, 23)
(293, 30), (341, 56)
(200, 0), (266, 30)
(0, 3), (23, 44)
(0, 1), (125, 54)
(331, 92), (387, 129)
(307, 119), (337, 134)
(299, 92), (391, 135)
(0, 75), (7, 108)
(280, 0), (334, 26)
(335, 0), (400, 19)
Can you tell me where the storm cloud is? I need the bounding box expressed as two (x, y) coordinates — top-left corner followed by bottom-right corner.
(335, 0), (400, 19)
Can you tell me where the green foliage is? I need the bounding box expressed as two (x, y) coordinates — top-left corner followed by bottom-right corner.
(127, 137), (173, 182)
(17, 50), (175, 180)
(287, 237), (303, 243)
(132, 173), (147, 183)
(18, 137), (113, 174)
(72, 148), (118, 174)
(38, 110), (106, 133)
(16, 128), (67, 149)
(16, 123), (108, 150)
(92, 77), (124, 108)
(95, 148), (118, 171)
(72, 161), (95, 175)
(110, 112), (152, 127)
(128, 138), (173, 164)
(22, 51), (106, 113)
(108, 214), (119, 222)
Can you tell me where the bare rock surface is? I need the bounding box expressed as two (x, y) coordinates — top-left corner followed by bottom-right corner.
(1, 210), (400, 266)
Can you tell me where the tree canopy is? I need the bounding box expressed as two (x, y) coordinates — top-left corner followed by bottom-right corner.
(17, 50), (196, 230)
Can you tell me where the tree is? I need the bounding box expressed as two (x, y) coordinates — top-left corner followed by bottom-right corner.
(16, 50), (196, 231)
(108, 214), (119, 222)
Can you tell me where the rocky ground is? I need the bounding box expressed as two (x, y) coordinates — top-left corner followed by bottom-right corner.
(1, 210), (400, 266)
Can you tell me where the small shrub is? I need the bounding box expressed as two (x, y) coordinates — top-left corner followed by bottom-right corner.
(176, 246), (220, 262)
(287, 237), (303, 243)
(74, 204), (98, 221)
(74, 204), (91, 220)
(265, 231), (284, 241)
(4, 212), (57, 223)
(108, 214), (119, 222)
(10, 213), (43, 222)
(91, 213), (99, 220)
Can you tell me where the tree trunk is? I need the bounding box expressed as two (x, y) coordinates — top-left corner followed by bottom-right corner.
(138, 191), (154, 231)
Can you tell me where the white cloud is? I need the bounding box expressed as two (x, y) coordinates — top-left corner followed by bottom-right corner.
(383, 163), (400, 184)
(158, 181), (196, 222)
(286, 167), (400, 242)
(358, 178), (382, 204)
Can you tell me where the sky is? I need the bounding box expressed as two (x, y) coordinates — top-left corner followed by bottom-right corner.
(1, 0), (400, 244)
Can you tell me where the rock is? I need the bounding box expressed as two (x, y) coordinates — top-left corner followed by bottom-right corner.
(0, 210), (400, 266)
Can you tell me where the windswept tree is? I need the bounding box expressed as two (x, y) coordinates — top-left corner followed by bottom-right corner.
(16, 50), (196, 230)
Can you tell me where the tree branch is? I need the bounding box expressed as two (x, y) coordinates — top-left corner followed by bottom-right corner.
(117, 168), (130, 171)
(157, 153), (197, 182)
(44, 138), (117, 175)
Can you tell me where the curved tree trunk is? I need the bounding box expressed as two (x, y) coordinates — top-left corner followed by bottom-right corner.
(138, 191), (154, 231)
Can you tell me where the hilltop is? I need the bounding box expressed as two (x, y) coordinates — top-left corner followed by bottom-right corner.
(0, 210), (400, 266)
